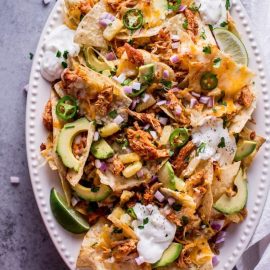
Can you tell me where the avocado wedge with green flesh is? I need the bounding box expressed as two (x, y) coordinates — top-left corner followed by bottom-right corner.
(139, 63), (155, 84)
(56, 118), (93, 172)
(234, 140), (257, 161)
(214, 168), (247, 215)
(153, 243), (183, 268)
(50, 188), (90, 234)
(91, 139), (114, 160)
(74, 183), (112, 202)
(158, 162), (185, 191)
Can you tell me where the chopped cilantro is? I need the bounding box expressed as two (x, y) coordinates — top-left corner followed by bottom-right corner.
(56, 50), (61, 58)
(127, 208), (137, 219)
(200, 30), (207, 40)
(143, 217), (149, 225)
(161, 79), (172, 90)
(182, 19), (188, 30)
(113, 227), (123, 234)
(64, 125), (75, 129)
(108, 110), (118, 119)
(208, 24), (214, 31)
(61, 62), (68, 68)
(91, 186), (100, 193)
(221, 101), (227, 106)
(197, 142), (206, 154)
(223, 116), (228, 128)
(189, 3), (201, 12)
(203, 45), (212, 54)
(63, 50), (69, 60)
(138, 225), (144, 229)
(226, 0), (230, 10)
(181, 216), (189, 225)
(218, 137), (226, 148)
(213, 57), (222, 68)
(172, 203), (182, 211)
(220, 21), (228, 27)
(29, 53), (34, 60)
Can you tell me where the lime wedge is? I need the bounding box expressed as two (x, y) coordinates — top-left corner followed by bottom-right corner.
(50, 188), (90, 234)
(213, 28), (249, 66)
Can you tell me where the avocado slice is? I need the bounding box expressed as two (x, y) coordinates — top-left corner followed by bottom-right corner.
(153, 243), (183, 268)
(73, 183), (112, 202)
(91, 139), (114, 160)
(158, 162), (185, 191)
(214, 168), (247, 214)
(139, 63), (155, 84)
(234, 140), (257, 161)
(56, 118), (93, 172)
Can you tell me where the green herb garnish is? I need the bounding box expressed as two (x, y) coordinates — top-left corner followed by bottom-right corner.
(218, 137), (226, 148)
(181, 216), (189, 225)
(189, 2), (201, 12)
(108, 110), (118, 119)
(29, 53), (34, 60)
(213, 57), (222, 68)
(61, 62), (68, 68)
(200, 30), (207, 40)
(56, 51), (61, 58)
(172, 203), (182, 211)
(203, 45), (212, 54)
(197, 142), (206, 154)
(63, 50), (69, 60)
(220, 21), (228, 27)
(183, 19), (188, 30)
(113, 227), (123, 234)
(127, 208), (137, 219)
(65, 125), (75, 129)
(226, 0), (230, 10)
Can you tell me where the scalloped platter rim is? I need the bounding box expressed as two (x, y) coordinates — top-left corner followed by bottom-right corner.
(26, 0), (270, 269)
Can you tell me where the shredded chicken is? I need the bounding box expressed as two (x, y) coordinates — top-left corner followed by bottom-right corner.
(143, 182), (163, 205)
(184, 9), (199, 40)
(107, 0), (138, 12)
(43, 100), (53, 131)
(72, 133), (87, 157)
(172, 141), (196, 176)
(127, 127), (169, 160)
(166, 211), (182, 226)
(111, 239), (138, 261)
(124, 43), (144, 66)
(128, 110), (162, 135)
(95, 87), (113, 116)
(110, 156), (125, 176)
(238, 86), (254, 108)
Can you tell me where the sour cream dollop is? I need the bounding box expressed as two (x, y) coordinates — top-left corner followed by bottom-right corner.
(195, 0), (227, 27)
(41, 25), (80, 82)
(192, 117), (236, 166)
(132, 203), (176, 264)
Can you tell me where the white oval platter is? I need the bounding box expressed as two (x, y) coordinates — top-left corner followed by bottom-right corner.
(26, 0), (270, 269)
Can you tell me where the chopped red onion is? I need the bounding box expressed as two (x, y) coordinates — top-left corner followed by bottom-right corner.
(132, 82), (141, 90)
(99, 18), (113, 27)
(137, 170), (144, 178)
(215, 231), (226, 244)
(163, 70), (170, 79)
(99, 12), (115, 27)
(105, 52), (116, 61)
(142, 94), (150, 103)
(130, 98), (139, 110)
(191, 91), (201, 98)
(212, 256), (219, 267)
(113, 73), (126, 84)
(168, 197), (176, 205)
(174, 105), (182, 115)
(95, 159), (102, 169)
(154, 191), (165, 202)
(100, 162), (107, 172)
(207, 96), (214, 108)
(159, 117), (168, 125)
(123, 86), (133, 94)
(93, 131), (99, 142)
(143, 123), (151, 130)
(171, 34), (180, 41)
(179, 5), (187, 12)
(211, 220), (225, 231)
(171, 87), (179, 92)
(10, 176), (20, 185)
(190, 98), (198, 108)
(71, 196), (80, 207)
(150, 130), (158, 139)
(161, 204), (172, 215)
(172, 42), (179, 49)
(151, 175), (158, 182)
(113, 115), (124, 125)
(107, 157), (114, 163)
(157, 100), (167, 106)
(199, 96), (210, 105)
(135, 256), (145, 265)
(170, 54), (180, 64)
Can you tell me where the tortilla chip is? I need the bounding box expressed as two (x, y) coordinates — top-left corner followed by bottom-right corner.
(211, 162), (241, 202)
(74, 0), (108, 49)
(66, 121), (95, 186)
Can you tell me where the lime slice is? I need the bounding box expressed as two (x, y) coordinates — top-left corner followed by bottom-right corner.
(213, 28), (249, 66)
(50, 188), (90, 234)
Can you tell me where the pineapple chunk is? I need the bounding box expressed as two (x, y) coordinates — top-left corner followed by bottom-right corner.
(99, 123), (120, 137)
(119, 152), (140, 164)
(122, 161), (142, 178)
(103, 19), (123, 41)
(159, 125), (174, 145)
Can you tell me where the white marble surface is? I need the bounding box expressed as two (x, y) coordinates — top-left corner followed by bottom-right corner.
(0, 0), (269, 270)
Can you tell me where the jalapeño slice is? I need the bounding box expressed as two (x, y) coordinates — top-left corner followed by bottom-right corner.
(123, 9), (144, 30)
(56, 95), (78, 121)
(169, 128), (189, 148)
(200, 72), (218, 91)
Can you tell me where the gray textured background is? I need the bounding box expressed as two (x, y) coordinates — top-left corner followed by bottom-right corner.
(0, 0), (256, 270)
(0, 0), (67, 269)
